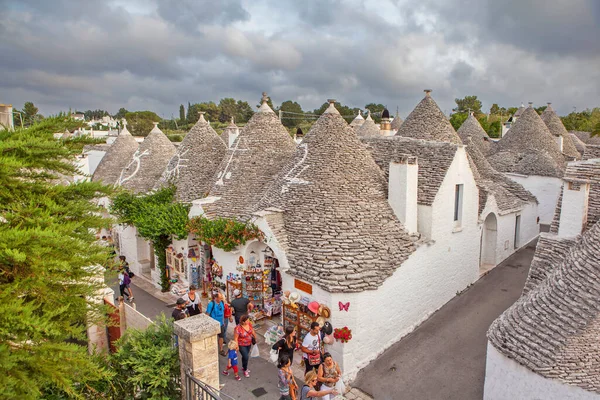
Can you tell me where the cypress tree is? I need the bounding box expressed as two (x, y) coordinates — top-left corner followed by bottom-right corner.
(0, 115), (115, 398)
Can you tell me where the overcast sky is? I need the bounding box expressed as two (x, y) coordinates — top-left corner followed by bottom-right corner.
(1, 0), (599, 118)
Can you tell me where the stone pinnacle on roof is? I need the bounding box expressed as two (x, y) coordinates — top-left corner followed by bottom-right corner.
(254, 101), (415, 292)
(349, 109), (365, 130)
(156, 110), (227, 202)
(487, 220), (600, 395)
(357, 110), (380, 136)
(396, 89), (462, 144)
(541, 103), (582, 160)
(488, 106), (565, 177)
(117, 122), (176, 194)
(258, 92), (274, 113)
(92, 120), (139, 184)
(203, 92), (296, 220)
(391, 111), (403, 130)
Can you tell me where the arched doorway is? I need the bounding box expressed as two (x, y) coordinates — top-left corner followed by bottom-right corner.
(480, 213), (498, 273)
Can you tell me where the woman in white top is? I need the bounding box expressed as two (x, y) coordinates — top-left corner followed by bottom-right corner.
(183, 285), (202, 316)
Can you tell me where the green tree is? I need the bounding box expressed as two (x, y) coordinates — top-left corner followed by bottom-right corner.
(110, 187), (190, 291)
(487, 120), (502, 138)
(450, 112), (468, 131)
(124, 111), (160, 136)
(313, 102), (357, 123)
(534, 106), (547, 115)
(218, 98), (238, 123)
(110, 315), (180, 399)
(179, 104), (185, 122)
(489, 104), (500, 115)
(454, 95), (482, 114)
(114, 107), (128, 120)
(279, 100), (304, 128)
(22, 101), (39, 126)
(365, 103), (385, 123)
(0, 115), (115, 399)
(507, 107), (518, 116)
(236, 100), (254, 123)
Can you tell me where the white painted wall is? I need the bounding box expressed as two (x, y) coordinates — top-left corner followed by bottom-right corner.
(87, 150), (106, 176)
(484, 343), (600, 400)
(116, 225), (151, 279)
(505, 174), (562, 225)
(324, 148), (480, 381)
(389, 160), (418, 234)
(479, 200), (539, 268)
(558, 181), (590, 237)
(417, 204), (432, 239)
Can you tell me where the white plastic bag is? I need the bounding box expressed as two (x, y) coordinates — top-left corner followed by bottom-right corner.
(250, 344), (260, 358)
(335, 378), (346, 395)
(269, 349), (279, 363)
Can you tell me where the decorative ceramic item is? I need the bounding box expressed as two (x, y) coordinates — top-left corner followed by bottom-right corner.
(338, 301), (350, 312)
(239, 256), (244, 264)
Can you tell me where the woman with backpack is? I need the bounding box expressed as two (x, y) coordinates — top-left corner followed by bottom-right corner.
(206, 292), (226, 356)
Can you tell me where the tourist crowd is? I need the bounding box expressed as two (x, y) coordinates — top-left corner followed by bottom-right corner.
(173, 286), (343, 400)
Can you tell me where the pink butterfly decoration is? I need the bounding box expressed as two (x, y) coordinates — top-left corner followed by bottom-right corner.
(338, 301), (350, 312)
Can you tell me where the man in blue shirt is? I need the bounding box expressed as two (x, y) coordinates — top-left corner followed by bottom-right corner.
(207, 291), (226, 356)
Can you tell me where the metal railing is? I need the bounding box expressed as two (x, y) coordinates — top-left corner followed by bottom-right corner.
(184, 371), (222, 400)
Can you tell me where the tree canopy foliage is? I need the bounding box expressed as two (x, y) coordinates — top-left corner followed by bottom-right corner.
(110, 187), (190, 291)
(454, 95), (482, 114)
(123, 111), (160, 136)
(279, 100), (304, 127)
(561, 108), (600, 135)
(0, 115), (115, 399)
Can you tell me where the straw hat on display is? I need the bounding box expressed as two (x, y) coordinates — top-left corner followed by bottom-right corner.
(318, 304), (331, 319)
(288, 292), (300, 308)
(308, 301), (320, 314)
(316, 316), (326, 327)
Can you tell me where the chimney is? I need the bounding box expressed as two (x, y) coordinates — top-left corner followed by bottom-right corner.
(388, 155), (418, 234)
(558, 179), (590, 237)
(555, 134), (564, 152)
(380, 108), (392, 134)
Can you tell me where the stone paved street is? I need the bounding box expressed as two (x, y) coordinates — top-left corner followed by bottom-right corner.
(352, 241), (537, 400)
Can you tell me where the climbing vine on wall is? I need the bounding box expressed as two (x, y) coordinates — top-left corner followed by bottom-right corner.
(110, 187), (190, 291)
(187, 216), (264, 252)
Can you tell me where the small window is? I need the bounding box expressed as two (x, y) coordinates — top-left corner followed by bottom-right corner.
(454, 184), (464, 225)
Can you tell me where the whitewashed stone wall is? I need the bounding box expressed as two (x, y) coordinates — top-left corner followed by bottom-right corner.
(326, 148), (480, 381)
(505, 174), (562, 225)
(484, 343), (600, 400)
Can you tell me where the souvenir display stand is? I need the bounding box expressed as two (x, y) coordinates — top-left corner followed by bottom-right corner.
(264, 295), (282, 317)
(242, 270), (265, 305)
(226, 279), (242, 303)
(282, 303), (318, 342)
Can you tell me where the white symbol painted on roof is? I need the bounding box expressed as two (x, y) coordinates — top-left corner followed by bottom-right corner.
(216, 136), (247, 186)
(118, 149), (150, 185)
(282, 143), (310, 194)
(164, 148), (190, 181)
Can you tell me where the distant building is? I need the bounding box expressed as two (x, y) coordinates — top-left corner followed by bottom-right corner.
(72, 112), (85, 121)
(0, 104), (14, 130)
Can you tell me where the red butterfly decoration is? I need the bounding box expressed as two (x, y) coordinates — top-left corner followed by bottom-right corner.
(338, 301), (350, 312)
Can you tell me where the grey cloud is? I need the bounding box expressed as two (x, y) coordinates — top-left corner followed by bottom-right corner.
(0, 0), (599, 119)
(156, 0), (250, 30)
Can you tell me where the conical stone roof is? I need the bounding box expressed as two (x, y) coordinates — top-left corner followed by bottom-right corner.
(571, 130), (600, 145)
(157, 113), (227, 202)
(487, 106), (565, 177)
(391, 112), (403, 130)
(204, 95), (296, 220)
(488, 220), (600, 395)
(118, 123), (176, 194)
(92, 122), (139, 185)
(221, 117), (239, 147)
(457, 113), (494, 156)
(357, 111), (380, 136)
(541, 104), (581, 160)
(570, 133), (587, 154)
(349, 111), (365, 130)
(396, 90), (462, 144)
(254, 102), (415, 292)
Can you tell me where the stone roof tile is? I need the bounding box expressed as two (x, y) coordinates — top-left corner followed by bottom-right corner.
(583, 145), (600, 161)
(361, 136), (458, 206)
(357, 111), (380, 136)
(488, 106), (565, 177)
(396, 90), (462, 144)
(204, 95), (296, 220)
(117, 123), (176, 194)
(570, 133), (587, 154)
(541, 104), (581, 160)
(488, 221), (600, 395)
(457, 113), (494, 156)
(156, 113), (227, 202)
(391, 113), (403, 130)
(254, 101), (415, 293)
(571, 131), (600, 146)
(92, 124), (139, 185)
